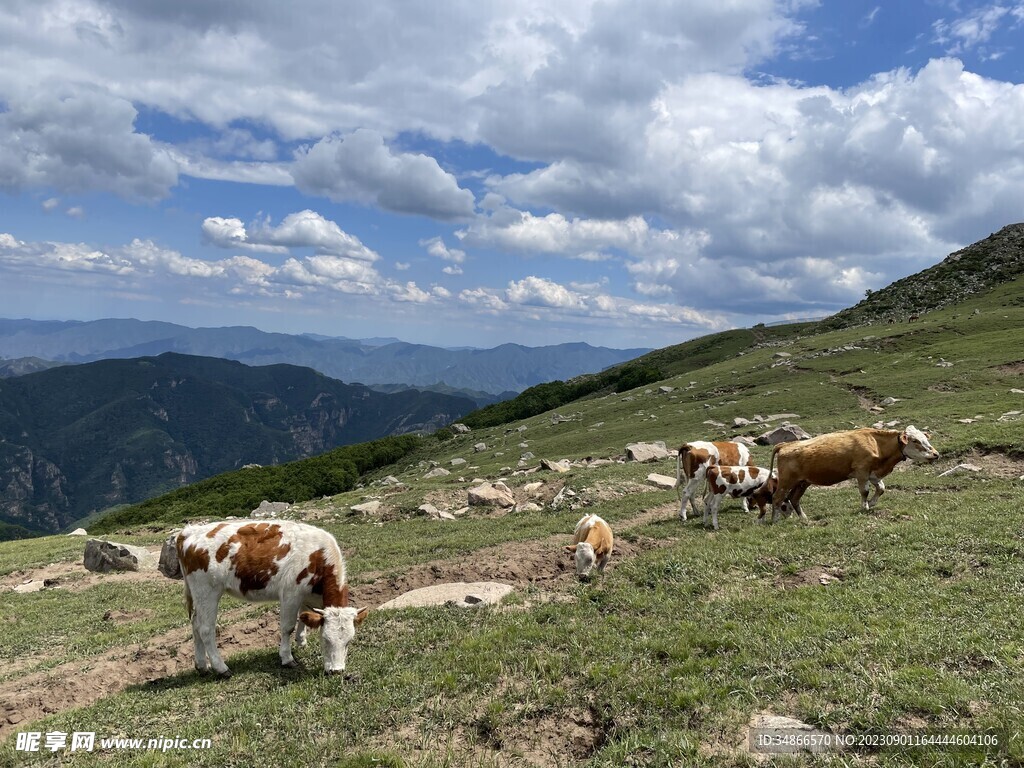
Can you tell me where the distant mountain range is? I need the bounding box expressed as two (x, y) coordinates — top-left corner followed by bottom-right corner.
(0, 319), (650, 395)
(0, 353), (474, 536)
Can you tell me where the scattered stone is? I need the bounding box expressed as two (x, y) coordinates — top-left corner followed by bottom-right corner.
(516, 502), (543, 512)
(869, 405), (885, 413)
(451, 423), (471, 434)
(939, 463), (983, 477)
(67, 528), (88, 536)
(881, 397), (901, 406)
(744, 713), (830, 756)
(379, 475), (403, 486)
(764, 413), (800, 422)
(936, 360), (954, 368)
(468, 482), (515, 508)
(523, 482), (544, 496)
(732, 417), (750, 427)
(551, 486), (577, 509)
(158, 534), (182, 579)
(646, 473), (677, 490)
(625, 441), (670, 462)
(250, 500), (291, 519)
(521, 452), (535, 461)
(351, 500), (382, 515)
(540, 458), (572, 473)
(998, 411), (1022, 422)
(418, 503), (456, 521)
(1011, 389), (1024, 394)
(84, 539), (157, 573)
(473, 442), (488, 452)
(958, 418), (977, 424)
(450, 458), (467, 467)
(517, 425), (528, 432)
(659, 386), (674, 393)
(756, 424), (812, 445)
(732, 435), (756, 446)
(703, 420), (726, 428)
(423, 467), (451, 479)
(13, 580), (46, 594)
(377, 582), (514, 610)
(586, 458), (617, 467)
(590, 422), (604, 429)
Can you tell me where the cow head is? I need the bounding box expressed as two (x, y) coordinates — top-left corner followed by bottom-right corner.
(899, 425), (939, 463)
(299, 605), (369, 674)
(565, 542), (596, 579)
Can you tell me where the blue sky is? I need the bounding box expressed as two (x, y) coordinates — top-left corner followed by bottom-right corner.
(1, 1), (1022, 349)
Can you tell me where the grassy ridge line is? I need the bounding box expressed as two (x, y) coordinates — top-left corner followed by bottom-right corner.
(89, 434), (425, 534)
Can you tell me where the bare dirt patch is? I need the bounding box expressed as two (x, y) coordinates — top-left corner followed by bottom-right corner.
(0, 559), (160, 594)
(996, 361), (1024, 375)
(948, 450), (1024, 479)
(776, 566), (844, 590)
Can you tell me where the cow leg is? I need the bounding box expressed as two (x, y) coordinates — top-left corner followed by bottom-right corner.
(867, 474), (885, 508)
(857, 476), (872, 510)
(193, 589), (229, 676)
(702, 490), (713, 526)
(741, 498), (751, 513)
(711, 496), (721, 531)
(597, 553), (610, 573)
(279, 597), (301, 668)
(679, 476), (703, 520)
(790, 483), (810, 523)
(295, 621), (308, 648)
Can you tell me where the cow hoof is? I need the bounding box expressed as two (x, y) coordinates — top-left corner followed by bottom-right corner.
(282, 659), (298, 669)
(216, 669), (233, 679)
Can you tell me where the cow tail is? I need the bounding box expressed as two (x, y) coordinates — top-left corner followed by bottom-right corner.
(675, 446), (687, 500)
(768, 444), (780, 478)
(183, 579), (194, 621)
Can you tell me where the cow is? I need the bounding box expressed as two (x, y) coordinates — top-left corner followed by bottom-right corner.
(767, 426), (939, 523)
(565, 514), (613, 579)
(702, 465), (778, 530)
(676, 440), (755, 520)
(175, 520), (367, 677)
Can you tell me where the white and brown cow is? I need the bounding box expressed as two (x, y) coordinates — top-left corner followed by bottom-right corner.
(176, 520), (367, 677)
(676, 440), (755, 520)
(767, 426), (939, 523)
(702, 465), (778, 530)
(565, 514), (614, 579)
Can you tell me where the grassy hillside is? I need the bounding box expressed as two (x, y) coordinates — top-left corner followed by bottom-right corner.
(2, 273), (1024, 765)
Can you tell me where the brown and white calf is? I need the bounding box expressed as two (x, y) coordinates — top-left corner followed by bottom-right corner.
(676, 440), (755, 520)
(565, 514), (613, 578)
(768, 426), (939, 522)
(176, 520), (367, 677)
(703, 465), (778, 530)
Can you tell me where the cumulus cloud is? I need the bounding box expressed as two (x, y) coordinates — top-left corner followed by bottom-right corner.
(292, 130), (476, 220)
(421, 236), (466, 263)
(933, 3), (1023, 55)
(202, 210), (380, 261)
(0, 89), (178, 201)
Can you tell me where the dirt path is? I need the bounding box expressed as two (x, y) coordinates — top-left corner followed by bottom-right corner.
(1, 504), (680, 738)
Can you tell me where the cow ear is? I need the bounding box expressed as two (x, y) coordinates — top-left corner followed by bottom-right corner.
(299, 610), (324, 629)
(354, 607), (369, 626)
(340, 584), (350, 608)
(564, 545), (578, 553)
(899, 432), (909, 446)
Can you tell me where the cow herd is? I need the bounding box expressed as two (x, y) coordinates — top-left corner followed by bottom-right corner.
(174, 426), (939, 677)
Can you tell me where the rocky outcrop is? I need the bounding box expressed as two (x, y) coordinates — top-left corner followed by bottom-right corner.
(625, 441), (671, 462)
(468, 482), (515, 508)
(84, 539), (157, 573)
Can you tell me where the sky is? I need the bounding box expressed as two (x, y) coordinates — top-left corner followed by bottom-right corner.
(1, 1), (1023, 350)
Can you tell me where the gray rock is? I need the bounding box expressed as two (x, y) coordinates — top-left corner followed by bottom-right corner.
(250, 500), (290, 519)
(756, 424), (812, 445)
(418, 503), (456, 521)
(473, 442), (488, 452)
(84, 539), (157, 573)
(379, 475), (403, 486)
(516, 502), (543, 512)
(540, 458), (572, 473)
(881, 397), (901, 406)
(423, 467), (451, 479)
(450, 457), (467, 467)
(646, 473), (677, 490)
(158, 534), (182, 579)
(938, 463), (983, 477)
(351, 500), (382, 515)
(13, 580), (46, 594)
(659, 386), (674, 393)
(733, 417), (750, 427)
(998, 411), (1022, 422)
(468, 482), (515, 508)
(772, 351), (792, 358)
(764, 413), (800, 422)
(625, 441), (670, 462)
(521, 452), (535, 461)
(451, 423), (471, 434)
(67, 528), (88, 536)
(377, 582), (514, 610)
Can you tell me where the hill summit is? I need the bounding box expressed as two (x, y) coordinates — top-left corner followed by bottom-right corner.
(820, 222), (1024, 330)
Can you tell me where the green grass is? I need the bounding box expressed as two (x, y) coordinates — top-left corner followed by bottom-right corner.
(2, 275), (1024, 766)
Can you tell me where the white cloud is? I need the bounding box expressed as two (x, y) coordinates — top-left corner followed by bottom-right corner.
(292, 129), (476, 220)
(421, 236), (466, 263)
(0, 89), (178, 201)
(394, 261), (411, 271)
(66, 206), (85, 219)
(442, 265), (463, 275)
(202, 210), (380, 261)
(41, 197), (60, 212)
(933, 3), (1022, 54)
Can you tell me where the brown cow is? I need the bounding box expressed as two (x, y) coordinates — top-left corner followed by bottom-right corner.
(766, 426), (939, 522)
(565, 514), (614, 578)
(675, 440), (756, 520)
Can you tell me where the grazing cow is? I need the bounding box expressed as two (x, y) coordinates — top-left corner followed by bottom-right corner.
(702, 465), (778, 530)
(767, 426), (939, 522)
(565, 514), (613, 578)
(676, 441), (755, 520)
(176, 520), (367, 677)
